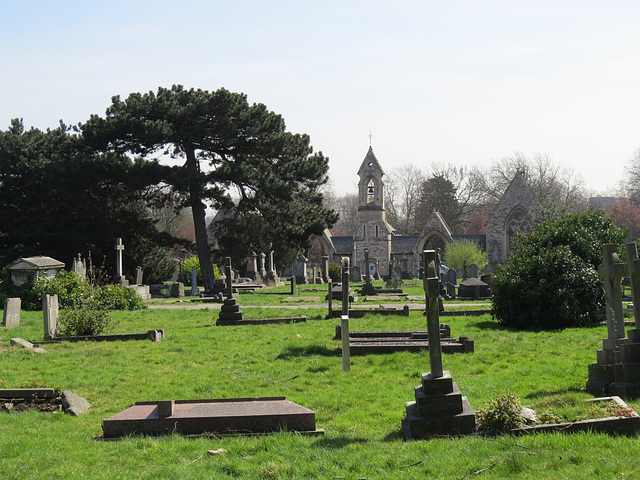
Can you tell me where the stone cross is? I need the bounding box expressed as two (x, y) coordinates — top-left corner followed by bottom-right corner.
(423, 250), (443, 378)
(258, 252), (267, 278)
(625, 242), (640, 330)
(598, 244), (626, 350)
(115, 238), (124, 277)
(341, 256), (351, 372)
(364, 248), (371, 284)
(225, 257), (233, 299)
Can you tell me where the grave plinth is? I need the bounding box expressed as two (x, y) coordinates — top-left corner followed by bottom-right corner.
(102, 397), (323, 438)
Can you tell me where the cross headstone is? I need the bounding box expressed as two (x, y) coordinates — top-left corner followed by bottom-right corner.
(625, 242), (640, 330)
(43, 294), (59, 340)
(225, 257), (233, 299)
(423, 250), (443, 378)
(258, 253), (267, 278)
(114, 238), (127, 285)
(341, 256), (351, 372)
(598, 244), (626, 350)
(2, 298), (21, 328)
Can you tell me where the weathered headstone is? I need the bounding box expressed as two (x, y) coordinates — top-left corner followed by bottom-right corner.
(468, 263), (478, 278)
(446, 269), (457, 299)
(360, 248), (376, 296)
(2, 298), (20, 328)
(190, 267), (200, 296)
(323, 256), (330, 282)
(170, 282), (185, 298)
(43, 294), (59, 340)
(135, 266), (143, 285)
(71, 254), (87, 279)
(290, 276), (297, 296)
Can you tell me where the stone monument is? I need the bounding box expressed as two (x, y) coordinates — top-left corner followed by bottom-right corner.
(2, 298), (21, 328)
(216, 258), (244, 325)
(402, 250), (476, 439)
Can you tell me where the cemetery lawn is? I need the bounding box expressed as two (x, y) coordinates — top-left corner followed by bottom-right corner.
(2, 303), (640, 479)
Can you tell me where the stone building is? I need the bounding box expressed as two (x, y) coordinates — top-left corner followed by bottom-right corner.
(316, 147), (537, 278)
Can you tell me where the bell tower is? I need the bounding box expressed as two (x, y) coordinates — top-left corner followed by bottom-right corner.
(354, 147), (392, 277)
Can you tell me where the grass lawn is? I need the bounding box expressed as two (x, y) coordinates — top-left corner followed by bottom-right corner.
(1, 285), (639, 479)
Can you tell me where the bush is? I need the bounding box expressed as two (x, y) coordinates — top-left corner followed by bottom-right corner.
(23, 271), (92, 310)
(59, 296), (120, 336)
(95, 284), (147, 310)
(328, 262), (341, 282)
(443, 239), (487, 273)
(491, 209), (626, 330)
(476, 393), (524, 435)
(182, 256), (220, 283)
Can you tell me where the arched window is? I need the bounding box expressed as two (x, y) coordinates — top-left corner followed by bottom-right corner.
(506, 208), (531, 255)
(367, 178), (375, 203)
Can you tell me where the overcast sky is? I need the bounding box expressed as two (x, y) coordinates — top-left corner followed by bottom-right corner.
(2, 1), (639, 196)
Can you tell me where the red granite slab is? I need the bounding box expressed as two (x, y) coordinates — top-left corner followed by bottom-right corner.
(102, 396), (322, 438)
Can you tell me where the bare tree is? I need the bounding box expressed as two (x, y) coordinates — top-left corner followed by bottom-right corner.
(323, 190), (359, 236)
(384, 164), (426, 234)
(623, 148), (640, 205)
(471, 152), (588, 213)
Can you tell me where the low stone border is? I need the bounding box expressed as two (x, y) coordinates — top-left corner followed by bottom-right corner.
(10, 338), (47, 353)
(510, 397), (640, 437)
(216, 316), (307, 326)
(39, 330), (164, 343)
(0, 389), (90, 415)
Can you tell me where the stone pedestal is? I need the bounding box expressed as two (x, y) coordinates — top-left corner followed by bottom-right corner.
(216, 298), (244, 325)
(609, 329), (640, 398)
(402, 370), (476, 439)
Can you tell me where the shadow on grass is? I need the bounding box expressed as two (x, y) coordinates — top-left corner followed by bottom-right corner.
(276, 345), (336, 359)
(522, 387), (588, 401)
(382, 429), (404, 442)
(310, 435), (369, 449)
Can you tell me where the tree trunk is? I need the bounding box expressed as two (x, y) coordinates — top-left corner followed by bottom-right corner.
(185, 147), (216, 292)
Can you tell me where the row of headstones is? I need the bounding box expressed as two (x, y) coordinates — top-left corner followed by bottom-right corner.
(2, 295), (61, 340)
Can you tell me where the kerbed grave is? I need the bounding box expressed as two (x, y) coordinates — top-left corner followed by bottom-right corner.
(334, 324), (474, 355)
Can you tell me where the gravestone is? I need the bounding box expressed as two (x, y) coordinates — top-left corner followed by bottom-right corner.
(323, 256), (330, 282)
(102, 397), (323, 438)
(290, 276), (297, 296)
(114, 238), (128, 285)
(446, 269), (457, 299)
(359, 249), (377, 296)
(607, 242), (640, 398)
(350, 265), (361, 283)
(71, 254), (87, 279)
(258, 253), (267, 278)
(216, 258), (244, 325)
(245, 253), (259, 281)
(135, 266), (143, 285)
(341, 257), (351, 372)
(402, 250), (476, 439)
(587, 244), (627, 396)
(468, 263), (478, 278)
(43, 294), (59, 340)
(170, 282), (185, 298)
(190, 267), (200, 296)
(2, 298), (21, 328)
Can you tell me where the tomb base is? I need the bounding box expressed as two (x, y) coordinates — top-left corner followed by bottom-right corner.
(402, 370), (476, 440)
(216, 298), (244, 325)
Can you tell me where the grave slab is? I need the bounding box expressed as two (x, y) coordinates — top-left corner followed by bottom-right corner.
(102, 396), (323, 438)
